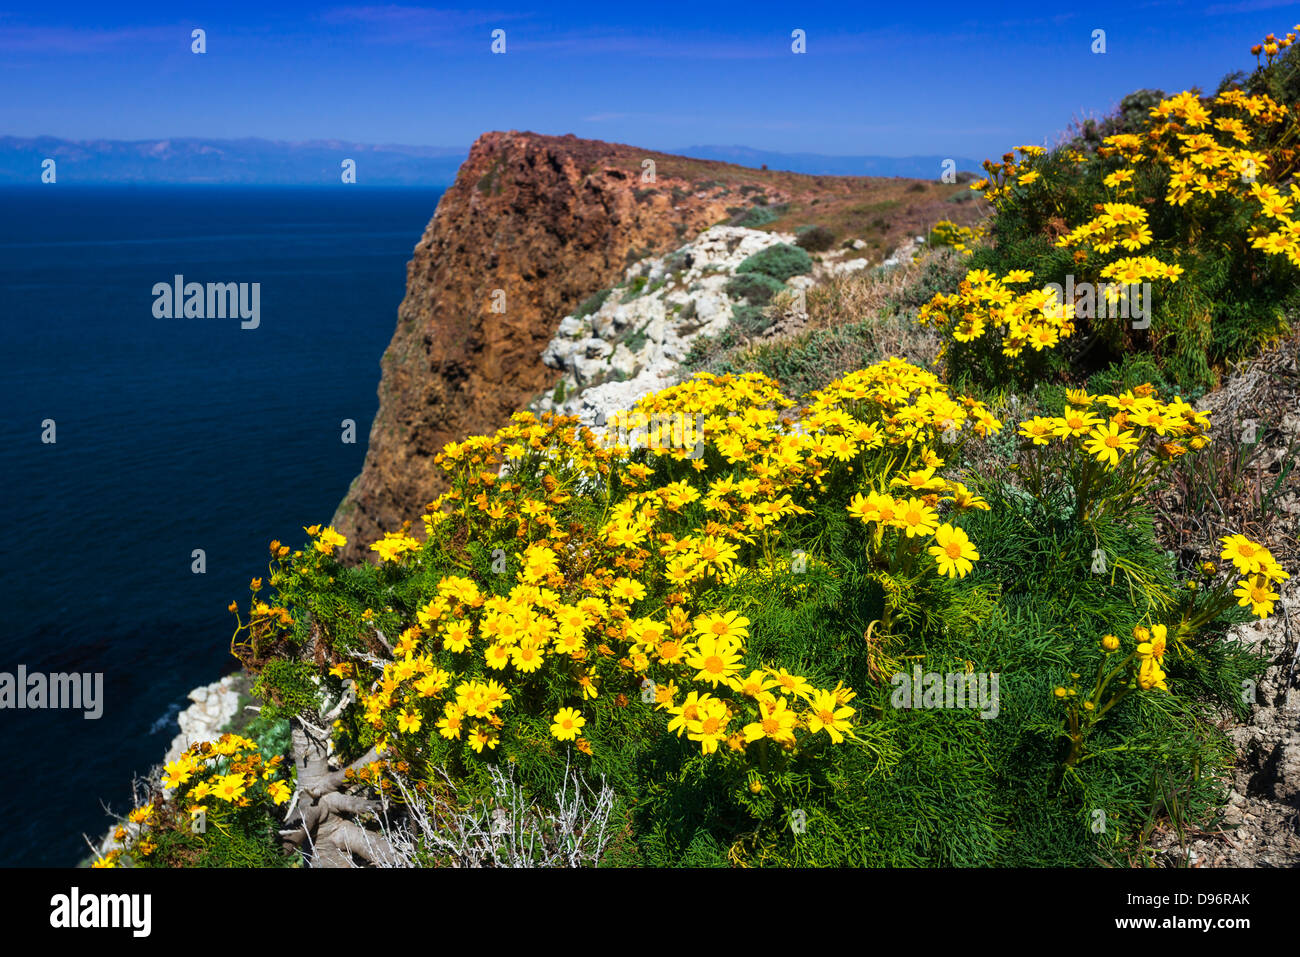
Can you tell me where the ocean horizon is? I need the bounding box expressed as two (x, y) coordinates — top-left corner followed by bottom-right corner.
(0, 184), (442, 866)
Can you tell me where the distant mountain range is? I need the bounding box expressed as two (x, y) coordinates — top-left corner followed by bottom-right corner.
(0, 136), (984, 185)
(0, 137), (468, 185)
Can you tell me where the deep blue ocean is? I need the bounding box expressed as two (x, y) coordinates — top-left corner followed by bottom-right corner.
(0, 185), (442, 866)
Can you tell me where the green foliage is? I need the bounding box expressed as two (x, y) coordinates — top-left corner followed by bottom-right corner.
(729, 303), (772, 336)
(574, 288), (611, 319)
(135, 800), (295, 869)
(252, 659), (321, 721)
(795, 224), (836, 252)
(736, 243), (813, 282)
(725, 272), (786, 306)
(728, 204), (786, 228)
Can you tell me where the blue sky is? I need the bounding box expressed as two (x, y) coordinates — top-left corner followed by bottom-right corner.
(0, 1), (1296, 158)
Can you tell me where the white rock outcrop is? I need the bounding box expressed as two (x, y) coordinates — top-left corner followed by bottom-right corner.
(164, 673), (243, 765)
(535, 225), (798, 426)
(532, 225), (915, 434)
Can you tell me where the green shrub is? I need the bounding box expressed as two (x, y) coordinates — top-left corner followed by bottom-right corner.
(729, 204), (786, 228)
(736, 243), (813, 282)
(795, 225), (836, 252)
(574, 288), (611, 319)
(729, 303), (772, 336)
(725, 272), (786, 306)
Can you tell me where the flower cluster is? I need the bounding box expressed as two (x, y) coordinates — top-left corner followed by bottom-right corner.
(928, 219), (978, 256)
(1017, 384), (1210, 464)
(969, 145), (1048, 203)
(254, 359), (1007, 772)
(1221, 535), (1289, 618)
(91, 733), (291, 867)
(1054, 624), (1178, 768)
(161, 733), (292, 809)
(1251, 27), (1299, 61)
(925, 32), (1300, 377)
(1015, 383), (1211, 524)
(918, 268), (1075, 356)
(1091, 81), (1300, 267)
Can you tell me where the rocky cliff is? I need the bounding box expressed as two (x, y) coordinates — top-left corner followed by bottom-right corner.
(332, 130), (977, 560)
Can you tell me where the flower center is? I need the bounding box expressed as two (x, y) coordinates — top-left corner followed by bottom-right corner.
(946, 542), (963, 559)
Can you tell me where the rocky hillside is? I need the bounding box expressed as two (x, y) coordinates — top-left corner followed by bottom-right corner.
(332, 130), (979, 560)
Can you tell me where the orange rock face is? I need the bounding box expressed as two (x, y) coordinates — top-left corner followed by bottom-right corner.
(331, 131), (742, 559)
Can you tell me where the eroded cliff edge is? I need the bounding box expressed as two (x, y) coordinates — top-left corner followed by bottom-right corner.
(332, 130), (976, 561)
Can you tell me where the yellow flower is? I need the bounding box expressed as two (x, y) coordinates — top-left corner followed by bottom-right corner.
(1137, 656), (1168, 692)
(436, 706), (464, 740)
(314, 526), (347, 555)
(686, 697), (732, 754)
(161, 757), (196, 791)
(511, 640), (546, 673)
(370, 531), (419, 562)
(1235, 575), (1278, 618)
(550, 707), (586, 742)
(928, 524), (979, 578)
(1019, 416), (1056, 445)
(268, 780), (293, 805)
(732, 669), (778, 699)
(1220, 534), (1270, 574)
(1083, 421), (1139, 466)
(667, 691), (713, 737)
(742, 696), (799, 745)
(1053, 407), (1103, 438)
(610, 577), (647, 603)
(768, 667), (814, 700)
(686, 634), (744, 687)
(212, 773), (248, 802)
(692, 610), (750, 643)
(805, 690), (854, 744)
(892, 497), (940, 538)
